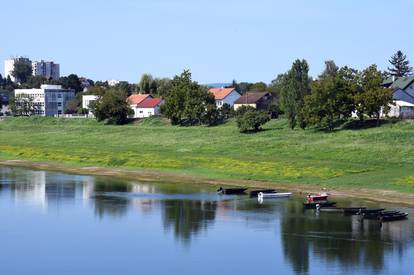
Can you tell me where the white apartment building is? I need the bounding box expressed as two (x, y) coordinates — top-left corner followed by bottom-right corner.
(14, 85), (75, 116)
(32, 60), (60, 80)
(4, 57), (32, 82)
(82, 95), (98, 115)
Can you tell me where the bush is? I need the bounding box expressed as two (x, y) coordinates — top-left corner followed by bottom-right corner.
(236, 110), (270, 133)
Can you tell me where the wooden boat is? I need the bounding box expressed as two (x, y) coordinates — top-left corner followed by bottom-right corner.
(258, 192), (292, 199)
(303, 201), (337, 209)
(342, 207), (367, 215)
(249, 189), (276, 197)
(380, 213), (408, 222)
(357, 208), (385, 215)
(318, 207), (344, 213)
(217, 187), (247, 195)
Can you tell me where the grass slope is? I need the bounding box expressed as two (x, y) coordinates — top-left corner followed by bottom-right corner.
(1, 117), (414, 193)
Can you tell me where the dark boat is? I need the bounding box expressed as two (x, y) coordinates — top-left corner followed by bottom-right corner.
(342, 207), (367, 215)
(303, 201), (337, 209)
(217, 187), (247, 195)
(249, 189), (276, 197)
(357, 208), (385, 215)
(318, 207), (344, 213)
(380, 213), (408, 222)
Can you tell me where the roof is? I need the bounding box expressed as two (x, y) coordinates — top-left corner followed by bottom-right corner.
(390, 76), (414, 91)
(208, 88), (237, 100)
(234, 92), (270, 104)
(136, 97), (162, 108)
(394, 100), (414, 107)
(127, 94), (152, 105)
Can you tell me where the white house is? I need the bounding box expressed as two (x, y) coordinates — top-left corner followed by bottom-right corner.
(82, 95), (99, 115)
(14, 84), (75, 116)
(208, 88), (241, 108)
(127, 94), (163, 118)
(382, 76), (414, 118)
(387, 100), (414, 118)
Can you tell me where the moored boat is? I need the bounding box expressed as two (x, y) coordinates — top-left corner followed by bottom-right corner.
(217, 187), (247, 195)
(249, 189), (276, 197)
(342, 207), (367, 215)
(357, 208), (385, 215)
(258, 192), (292, 199)
(306, 192), (329, 202)
(380, 213), (408, 222)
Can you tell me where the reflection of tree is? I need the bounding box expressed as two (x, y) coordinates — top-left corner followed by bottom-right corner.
(161, 200), (217, 244)
(93, 195), (130, 218)
(93, 180), (132, 218)
(280, 201), (398, 274)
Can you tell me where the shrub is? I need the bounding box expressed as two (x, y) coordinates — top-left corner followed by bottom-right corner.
(236, 110), (270, 133)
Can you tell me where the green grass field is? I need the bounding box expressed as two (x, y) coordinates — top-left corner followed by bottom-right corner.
(1, 116), (414, 193)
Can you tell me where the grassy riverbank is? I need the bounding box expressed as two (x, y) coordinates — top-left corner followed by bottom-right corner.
(1, 117), (414, 194)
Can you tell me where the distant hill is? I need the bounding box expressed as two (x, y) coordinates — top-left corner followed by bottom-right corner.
(204, 83), (232, 88)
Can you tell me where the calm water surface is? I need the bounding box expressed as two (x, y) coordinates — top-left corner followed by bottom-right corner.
(1, 166), (413, 275)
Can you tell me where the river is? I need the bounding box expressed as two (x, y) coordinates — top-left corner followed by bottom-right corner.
(0, 166), (413, 275)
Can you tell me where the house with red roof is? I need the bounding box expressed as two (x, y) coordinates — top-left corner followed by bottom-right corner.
(127, 94), (163, 118)
(208, 87), (241, 108)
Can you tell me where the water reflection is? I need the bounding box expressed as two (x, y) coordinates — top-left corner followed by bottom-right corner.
(281, 201), (413, 274)
(1, 166), (414, 274)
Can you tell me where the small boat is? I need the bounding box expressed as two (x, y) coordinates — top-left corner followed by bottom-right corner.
(249, 189), (276, 197)
(303, 201), (337, 209)
(258, 192), (292, 199)
(217, 187), (247, 195)
(363, 210), (401, 219)
(342, 207), (367, 215)
(318, 207), (344, 213)
(306, 192), (329, 202)
(380, 213), (408, 222)
(357, 208), (385, 215)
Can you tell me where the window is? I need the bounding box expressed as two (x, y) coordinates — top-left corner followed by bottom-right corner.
(58, 110), (62, 115)
(58, 102), (62, 107)
(57, 94), (62, 98)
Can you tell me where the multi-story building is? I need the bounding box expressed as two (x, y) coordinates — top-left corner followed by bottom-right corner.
(82, 95), (98, 115)
(32, 60), (60, 80)
(4, 57), (32, 82)
(14, 84), (75, 116)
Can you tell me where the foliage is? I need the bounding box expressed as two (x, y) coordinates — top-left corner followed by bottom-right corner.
(58, 74), (82, 93)
(10, 94), (37, 116)
(388, 50), (413, 77)
(250, 82), (268, 92)
(355, 65), (393, 123)
(235, 105), (256, 117)
(11, 61), (32, 83)
(139, 74), (157, 94)
(154, 78), (172, 97)
(236, 109), (270, 132)
(90, 88), (133, 124)
(162, 70), (218, 126)
(277, 59), (311, 129)
(302, 75), (354, 130)
(318, 60), (339, 79)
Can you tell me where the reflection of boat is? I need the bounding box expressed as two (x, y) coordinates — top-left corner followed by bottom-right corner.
(258, 192), (292, 199)
(342, 207), (367, 215)
(249, 189), (276, 197)
(380, 212), (408, 222)
(318, 207), (344, 213)
(217, 187), (247, 195)
(303, 201), (337, 209)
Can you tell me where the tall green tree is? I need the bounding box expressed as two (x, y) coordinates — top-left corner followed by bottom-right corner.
(319, 60), (339, 79)
(388, 50), (413, 77)
(162, 70), (217, 125)
(278, 59), (311, 129)
(58, 74), (82, 93)
(90, 88), (133, 124)
(302, 75), (354, 131)
(154, 78), (172, 97)
(355, 65), (393, 124)
(11, 61), (32, 83)
(250, 82), (267, 92)
(139, 74), (157, 94)
(10, 94), (37, 116)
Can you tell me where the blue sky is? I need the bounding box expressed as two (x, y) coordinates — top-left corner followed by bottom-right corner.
(2, 0), (413, 84)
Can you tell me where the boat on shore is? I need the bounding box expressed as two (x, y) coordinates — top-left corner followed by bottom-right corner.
(306, 192), (329, 202)
(217, 187), (247, 195)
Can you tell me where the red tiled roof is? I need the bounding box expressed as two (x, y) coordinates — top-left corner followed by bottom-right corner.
(208, 88), (236, 100)
(127, 94), (152, 105)
(137, 98), (163, 108)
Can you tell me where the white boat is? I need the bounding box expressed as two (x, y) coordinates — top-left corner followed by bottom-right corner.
(258, 192), (292, 199)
